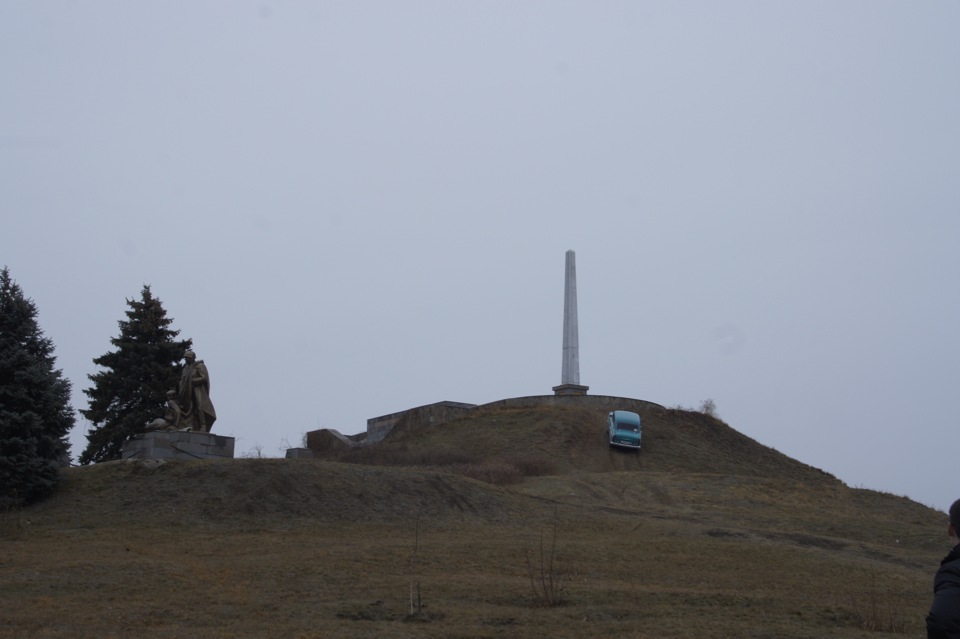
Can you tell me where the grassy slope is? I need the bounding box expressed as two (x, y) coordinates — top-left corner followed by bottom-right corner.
(0, 406), (947, 638)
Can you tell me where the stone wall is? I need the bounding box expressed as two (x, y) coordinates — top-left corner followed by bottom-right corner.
(305, 428), (356, 454)
(285, 447), (315, 459)
(366, 401), (477, 442)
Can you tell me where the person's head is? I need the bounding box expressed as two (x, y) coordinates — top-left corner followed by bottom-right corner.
(947, 499), (960, 539)
(184, 350), (196, 362)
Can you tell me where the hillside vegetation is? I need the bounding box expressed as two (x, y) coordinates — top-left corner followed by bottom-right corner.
(1, 403), (946, 638)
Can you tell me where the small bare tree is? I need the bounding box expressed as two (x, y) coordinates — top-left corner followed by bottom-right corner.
(527, 514), (566, 607)
(242, 443), (265, 459)
(408, 516), (424, 616)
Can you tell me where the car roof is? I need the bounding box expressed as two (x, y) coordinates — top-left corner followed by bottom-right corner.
(611, 410), (641, 425)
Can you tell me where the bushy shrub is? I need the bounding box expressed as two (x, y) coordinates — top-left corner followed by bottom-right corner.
(698, 398), (718, 417)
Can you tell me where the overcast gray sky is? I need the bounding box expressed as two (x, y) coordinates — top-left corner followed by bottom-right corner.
(3, 2), (958, 511)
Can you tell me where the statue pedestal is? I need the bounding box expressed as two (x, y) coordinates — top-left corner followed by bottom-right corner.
(122, 431), (235, 461)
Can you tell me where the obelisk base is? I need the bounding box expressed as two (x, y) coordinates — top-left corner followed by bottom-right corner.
(552, 383), (590, 396)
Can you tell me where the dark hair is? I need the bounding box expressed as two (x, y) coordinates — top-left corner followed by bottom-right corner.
(950, 499), (960, 532)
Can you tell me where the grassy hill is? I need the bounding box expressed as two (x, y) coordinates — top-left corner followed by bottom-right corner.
(1, 403), (947, 638)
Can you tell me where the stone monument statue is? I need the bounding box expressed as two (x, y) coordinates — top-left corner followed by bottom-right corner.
(177, 350), (217, 433)
(144, 390), (183, 432)
(127, 351), (234, 461)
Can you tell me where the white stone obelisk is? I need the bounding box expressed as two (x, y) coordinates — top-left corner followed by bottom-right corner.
(561, 250), (580, 384)
(553, 250), (589, 396)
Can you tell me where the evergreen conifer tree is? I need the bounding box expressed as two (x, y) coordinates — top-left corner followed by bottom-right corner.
(0, 267), (75, 508)
(80, 286), (191, 464)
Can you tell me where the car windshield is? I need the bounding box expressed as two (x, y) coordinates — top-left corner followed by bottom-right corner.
(618, 424), (638, 432)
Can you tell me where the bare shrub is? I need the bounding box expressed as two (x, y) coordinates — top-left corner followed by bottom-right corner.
(527, 514), (567, 607)
(242, 443), (266, 459)
(847, 593), (909, 633)
(408, 516), (423, 618)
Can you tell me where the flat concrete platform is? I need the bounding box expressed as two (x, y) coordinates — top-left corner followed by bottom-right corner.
(122, 430), (235, 461)
(285, 447), (314, 459)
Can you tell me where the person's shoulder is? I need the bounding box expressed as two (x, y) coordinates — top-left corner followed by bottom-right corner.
(943, 546), (960, 566)
(936, 555), (960, 583)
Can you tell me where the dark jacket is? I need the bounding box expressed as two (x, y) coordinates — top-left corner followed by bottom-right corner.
(927, 544), (960, 638)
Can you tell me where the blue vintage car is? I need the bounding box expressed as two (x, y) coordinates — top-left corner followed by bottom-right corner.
(607, 410), (642, 450)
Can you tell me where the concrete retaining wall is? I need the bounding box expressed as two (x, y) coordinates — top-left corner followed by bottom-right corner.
(285, 447), (315, 459)
(305, 428), (356, 454)
(366, 401), (477, 442)
(477, 394), (666, 416)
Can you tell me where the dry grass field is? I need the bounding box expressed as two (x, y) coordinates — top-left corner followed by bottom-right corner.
(1, 404), (947, 638)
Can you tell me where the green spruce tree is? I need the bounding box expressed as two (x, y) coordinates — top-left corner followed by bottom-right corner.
(80, 286), (191, 464)
(0, 267), (75, 509)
